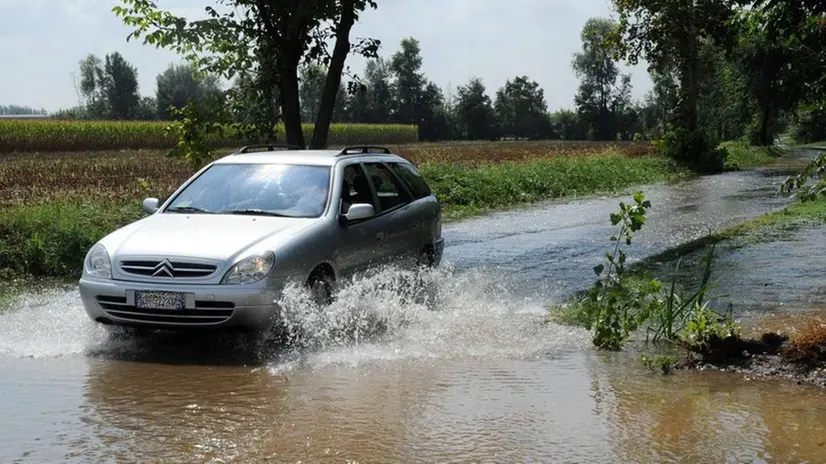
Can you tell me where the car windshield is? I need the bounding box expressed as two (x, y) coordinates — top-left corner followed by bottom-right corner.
(164, 163), (332, 218)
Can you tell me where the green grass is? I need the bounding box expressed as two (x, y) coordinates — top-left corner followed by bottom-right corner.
(715, 197), (826, 240)
(423, 152), (690, 220)
(721, 140), (784, 170)
(0, 201), (143, 279)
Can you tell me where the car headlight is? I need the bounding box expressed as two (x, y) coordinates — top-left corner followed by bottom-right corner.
(84, 243), (112, 279)
(221, 252), (275, 285)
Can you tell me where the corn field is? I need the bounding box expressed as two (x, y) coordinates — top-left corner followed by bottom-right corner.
(0, 120), (419, 152)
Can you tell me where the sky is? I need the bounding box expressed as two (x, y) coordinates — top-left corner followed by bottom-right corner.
(0, 0), (653, 114)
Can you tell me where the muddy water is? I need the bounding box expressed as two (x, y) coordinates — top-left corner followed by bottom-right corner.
(2, 153), (826, 463)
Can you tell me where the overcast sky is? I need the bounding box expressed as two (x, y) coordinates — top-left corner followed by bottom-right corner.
(0, 0), (653, 114)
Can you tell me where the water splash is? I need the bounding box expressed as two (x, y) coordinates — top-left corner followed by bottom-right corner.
(0, 265), (590, 366)
(269, 264), (591, 372)
(0, 287), (109, 358)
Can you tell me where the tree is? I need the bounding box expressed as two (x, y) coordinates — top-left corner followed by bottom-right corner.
(78, 54), (105, 116)
(611, 0), (733, 133)
(73, 52), (140, 119)
(572, 17), (631, 140)
(454, 77), (499, 140)
(102, 52), (141, 119)
(156, 63), (222, 120)
(299, 64), (347, 123)
(611, 0), (734, 171)
(729, 5), (819, 145)
(113, 0), (380, 149)
(364, 57), (395, 123)
(494, 76), (554, 140)
(748, 0), (826, 102)
(551, 109), (588, 140)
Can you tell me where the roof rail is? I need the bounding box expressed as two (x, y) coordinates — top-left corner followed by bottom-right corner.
(236, 144), (303, 154)
(337, 146), (392, 156)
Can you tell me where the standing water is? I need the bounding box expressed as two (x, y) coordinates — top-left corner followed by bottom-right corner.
(2, 155), (826, 463)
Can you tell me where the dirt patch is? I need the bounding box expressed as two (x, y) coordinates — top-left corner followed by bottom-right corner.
(676, 313), (826, 388)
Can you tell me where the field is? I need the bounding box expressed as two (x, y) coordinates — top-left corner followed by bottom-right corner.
(0, 119), (418, 152)
(0, 140), (657, 206)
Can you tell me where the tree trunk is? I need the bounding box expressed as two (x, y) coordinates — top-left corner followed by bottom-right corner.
(684, 39), (699, 134)
(310, 0), (356, 149)
(759, 102), (773, 146)
(279, 59), (306, 148)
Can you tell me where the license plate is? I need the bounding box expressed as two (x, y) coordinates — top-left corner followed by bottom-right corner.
(135, 291), (186, 310)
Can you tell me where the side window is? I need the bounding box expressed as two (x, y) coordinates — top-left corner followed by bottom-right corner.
(363, 162), (412, 212)
(341, 164), (376, 213)
(388, 162), (432, 200)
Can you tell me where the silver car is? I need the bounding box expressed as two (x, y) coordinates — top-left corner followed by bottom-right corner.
(78, 145), (444, 333)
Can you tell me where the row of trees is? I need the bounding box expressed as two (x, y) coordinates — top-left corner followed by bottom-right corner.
(52, 34), (652, 143)
(0, 105), (47, 115)
(46, 0), (826, 172)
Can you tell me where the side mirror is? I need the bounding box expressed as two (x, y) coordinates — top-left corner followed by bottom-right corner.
(343, 203), (375, 222)
(142, 197), (160, 214)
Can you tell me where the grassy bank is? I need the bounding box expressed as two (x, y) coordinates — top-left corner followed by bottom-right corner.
(720, 140), (783, 170)
(0, 119), (419, 152)
(423, 152), (687, 219)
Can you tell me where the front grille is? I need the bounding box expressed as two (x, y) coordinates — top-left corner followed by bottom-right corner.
(120, 259), (217, 279)
(96, 295), (234, 325)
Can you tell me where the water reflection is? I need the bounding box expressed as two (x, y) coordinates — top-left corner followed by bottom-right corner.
(588, 350), (826, 464)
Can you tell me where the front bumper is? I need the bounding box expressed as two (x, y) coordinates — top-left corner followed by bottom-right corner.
(79, 277), (288, 331)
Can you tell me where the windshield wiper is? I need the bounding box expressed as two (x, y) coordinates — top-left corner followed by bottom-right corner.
(221, 209), (295, 217)
(166, 206), (214, 214)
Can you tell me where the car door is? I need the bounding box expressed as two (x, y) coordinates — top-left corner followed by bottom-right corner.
(335, 162), (391, 280)
(361, 161), (418, 266)
(386, 160), (438, 255)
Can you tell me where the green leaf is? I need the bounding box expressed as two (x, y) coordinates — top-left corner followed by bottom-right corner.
(593, 264), (605, 275)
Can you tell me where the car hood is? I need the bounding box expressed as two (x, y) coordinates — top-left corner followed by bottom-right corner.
(103, 213), (318, 262)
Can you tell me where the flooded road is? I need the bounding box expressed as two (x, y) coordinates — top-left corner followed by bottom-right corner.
(2, 152), (826, 463)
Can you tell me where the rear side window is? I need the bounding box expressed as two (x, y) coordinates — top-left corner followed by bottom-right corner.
(364, 162), (412, 212)
(388, 162), (431, 200)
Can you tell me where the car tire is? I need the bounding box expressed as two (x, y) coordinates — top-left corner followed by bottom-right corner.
(307, 270), (335, 306)
(416, 247), (436, 269)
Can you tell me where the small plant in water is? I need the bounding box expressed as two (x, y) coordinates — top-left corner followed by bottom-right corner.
(576, 191), (741, 357)
(640, 353), (678, 374)
(582, 191), (661, 351)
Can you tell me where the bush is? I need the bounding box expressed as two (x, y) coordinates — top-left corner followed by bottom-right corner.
(781, 318), (826, 366)
(660, 128), (727, 174)
(792, 104), (826, 144)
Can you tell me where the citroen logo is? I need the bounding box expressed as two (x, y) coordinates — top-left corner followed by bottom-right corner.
(151, 259), (175, 278)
